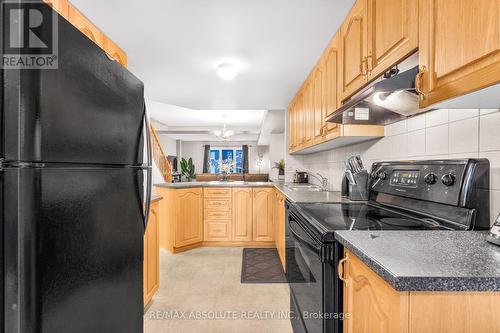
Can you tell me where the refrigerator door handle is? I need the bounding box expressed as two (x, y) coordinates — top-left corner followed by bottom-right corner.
(143, 102), (153, 231)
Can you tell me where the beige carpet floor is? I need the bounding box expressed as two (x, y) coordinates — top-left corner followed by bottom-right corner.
(144, 247), (293, 333)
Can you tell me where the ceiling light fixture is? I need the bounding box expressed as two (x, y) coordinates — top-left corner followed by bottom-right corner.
(217, 63), (237, 80)
(213, 123), (235, 140)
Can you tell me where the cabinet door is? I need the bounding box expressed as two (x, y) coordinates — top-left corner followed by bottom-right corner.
(339, 0), (368, 101)
(342, 250), (409, 333)
(144, 201), (160, 305)
(277, 194), (286, 271)
(295, 92), (304, 148)
(323, 33), (341, 137)
(419, 0), (500, 107)
(252, 188), (274, 242)
(204, 222), (231, 241)
(303, 81), (314, 146)
(313, 66), (325, 143)
(103, 38), (128, 68)
(288, 101), (296, 152)
(175, 188), (203, 247)
(68, 6), (104, 47)
(367, 0), (418, 79)
(43, 0), (70, 20)
(232, 188), (253, 241)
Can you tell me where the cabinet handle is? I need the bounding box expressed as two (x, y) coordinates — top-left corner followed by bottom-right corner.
(415, 66), (427, 101)
(366, 55), (372, 76)
(360, 57), (368, 77)
(338, 256), (349, 285)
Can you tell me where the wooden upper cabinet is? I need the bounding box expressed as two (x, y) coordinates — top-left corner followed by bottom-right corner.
(43, 0), (70, 20)
(288, 100), (298, 152)
(342, 250), (409, 333)
(418, 0), (500, 107)
(339, 0), (368, 102)
(68, 6), (104, 48)
(252, 188), (274, 242)
(232, 188), (253, 242)
(174, 188), (203, 248)
(313, 67), (324, 141)
(303, 81), (314, 145)
(296, 91), (304, 146)
(366, 0), (418, 79)
(323, 32), (340, 136)
(103, 38), (128, 68)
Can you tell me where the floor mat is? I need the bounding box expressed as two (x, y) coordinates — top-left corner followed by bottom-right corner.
(241, 248), (287, 283)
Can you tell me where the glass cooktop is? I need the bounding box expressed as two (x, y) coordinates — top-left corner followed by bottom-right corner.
(296, 202), (452, 232)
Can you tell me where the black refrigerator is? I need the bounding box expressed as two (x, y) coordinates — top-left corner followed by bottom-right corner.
(1, 4), (151, 333)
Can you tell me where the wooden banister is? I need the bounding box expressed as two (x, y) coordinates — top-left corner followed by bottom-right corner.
(150, 124), (173, 183)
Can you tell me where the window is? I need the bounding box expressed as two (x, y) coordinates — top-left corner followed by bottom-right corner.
(210, 147), (243, 174)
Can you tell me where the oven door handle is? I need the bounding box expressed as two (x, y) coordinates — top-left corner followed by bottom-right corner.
(288, 219), (321, 254)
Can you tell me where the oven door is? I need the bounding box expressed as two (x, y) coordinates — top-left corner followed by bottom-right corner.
(286, 208), (323, 333)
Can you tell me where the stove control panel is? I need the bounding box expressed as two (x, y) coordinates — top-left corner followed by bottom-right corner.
(370, 160), (468, 206)
(390, 170), (420, 187)
(369, 159), (490, 230)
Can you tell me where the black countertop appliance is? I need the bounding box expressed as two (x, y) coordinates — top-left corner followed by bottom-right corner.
(1, 5), (150, 332)
(294, 171), (309, 183)
(286, 159), (490, 333)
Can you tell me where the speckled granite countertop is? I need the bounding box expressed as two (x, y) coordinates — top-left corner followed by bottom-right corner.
(155, 181), (356, 204)
(335, 231), (500, 292)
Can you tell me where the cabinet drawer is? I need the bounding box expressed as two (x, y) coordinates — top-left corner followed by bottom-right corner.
(204, 188), (232, 198)
(205, 210), (231, 220)
(204, 199), (231, 210)
(204, 222), (230, 241)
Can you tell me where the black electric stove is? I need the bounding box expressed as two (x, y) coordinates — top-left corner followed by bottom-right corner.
(286, 159), (490, 333)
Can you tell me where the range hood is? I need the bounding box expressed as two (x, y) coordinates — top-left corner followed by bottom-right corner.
(326, 65), (420, 126)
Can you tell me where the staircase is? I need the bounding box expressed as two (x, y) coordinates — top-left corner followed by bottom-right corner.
(150, 124), (173, 183)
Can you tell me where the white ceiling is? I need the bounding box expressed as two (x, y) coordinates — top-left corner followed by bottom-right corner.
(147, 100), (268, 141)
(71, 0), (355, 110)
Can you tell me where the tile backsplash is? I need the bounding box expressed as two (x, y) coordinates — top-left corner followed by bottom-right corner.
(286, 108), (500, 226)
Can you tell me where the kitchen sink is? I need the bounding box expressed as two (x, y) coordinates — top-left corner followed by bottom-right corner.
(285, 184), (324, 192)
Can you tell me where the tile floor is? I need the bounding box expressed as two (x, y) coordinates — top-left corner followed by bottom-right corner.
(144, 247), (293, 333)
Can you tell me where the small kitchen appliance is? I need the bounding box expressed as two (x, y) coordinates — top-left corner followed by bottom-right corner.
(293, 171), (309, 183)
(486, 213), (500, 246)
(286, 159), (490, 333)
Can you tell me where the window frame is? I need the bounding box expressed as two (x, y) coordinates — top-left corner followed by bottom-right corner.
(209, 146), (243, 174)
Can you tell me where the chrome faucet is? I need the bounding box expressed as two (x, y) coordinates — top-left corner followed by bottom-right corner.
(309, 173), (329, 191)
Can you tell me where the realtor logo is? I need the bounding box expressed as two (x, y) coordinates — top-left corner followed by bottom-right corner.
(1, 0), (58, 69)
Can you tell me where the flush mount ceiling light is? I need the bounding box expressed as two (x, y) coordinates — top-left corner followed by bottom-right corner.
(217, 63), (237, 80)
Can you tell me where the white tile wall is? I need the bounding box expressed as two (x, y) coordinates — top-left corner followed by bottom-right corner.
(449, 117), (479, 154)
(286, 108), (500, 226)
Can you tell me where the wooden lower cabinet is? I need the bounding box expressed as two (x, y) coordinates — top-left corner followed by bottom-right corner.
(341, 249), (500, 333)
(232, 188), (253, 241)
(273, 190), (286, 271)
(144, 198), (161, 306)
(155, 187), (203, 252)
(204, 188), (232, 242)
(253, 188), (274, 242)
(342, 250), (409, 333)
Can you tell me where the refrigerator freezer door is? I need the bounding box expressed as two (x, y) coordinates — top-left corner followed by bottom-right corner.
(2, 166), (144, 333)
(1, 9), (145, 165)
